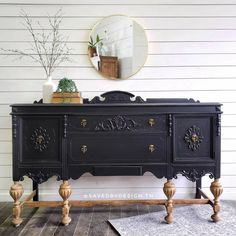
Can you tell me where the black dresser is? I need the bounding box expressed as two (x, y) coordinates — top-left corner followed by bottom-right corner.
(10, 91), (223, 226)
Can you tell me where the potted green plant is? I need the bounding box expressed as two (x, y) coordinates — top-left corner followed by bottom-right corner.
(52, 78), (83, 103)
(88, 34), (103, 57)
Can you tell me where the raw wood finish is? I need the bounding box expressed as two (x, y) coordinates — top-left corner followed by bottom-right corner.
(59, 180), (72, 226)
(9, 182), (24, 227)
(210, 178), (223, 222)
(20, 190), (36, 207)
(163, 180), (176, 224)
(197, 188), (214, 206)
(22, 198), (211, 208)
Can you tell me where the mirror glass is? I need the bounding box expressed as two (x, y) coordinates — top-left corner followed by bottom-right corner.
(88, 15), (148, 80)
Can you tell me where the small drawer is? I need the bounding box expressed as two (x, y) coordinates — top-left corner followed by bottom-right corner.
(69, 115), (167, 133)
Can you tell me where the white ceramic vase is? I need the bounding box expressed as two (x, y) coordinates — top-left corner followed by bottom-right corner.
(43, 76), (56, 103)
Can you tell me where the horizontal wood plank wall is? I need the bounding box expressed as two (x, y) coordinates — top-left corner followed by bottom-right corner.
(0, 0), (236, 201)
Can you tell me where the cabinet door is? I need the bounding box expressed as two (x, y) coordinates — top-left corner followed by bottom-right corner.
(19, 116), (62, 165)
(173, 115), (214, 163)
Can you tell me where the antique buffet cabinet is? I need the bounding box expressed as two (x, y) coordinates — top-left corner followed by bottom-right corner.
(10, 91), (223, 226)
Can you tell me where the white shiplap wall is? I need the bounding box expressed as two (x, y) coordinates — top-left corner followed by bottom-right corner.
(0, 0), (236, 201)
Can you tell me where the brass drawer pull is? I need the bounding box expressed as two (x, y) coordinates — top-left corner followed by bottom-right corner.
(81, 145), (87, 154)
(149, 144), (155, 153)
(149, 118), (155, 127)
(81, 119), (87, 128)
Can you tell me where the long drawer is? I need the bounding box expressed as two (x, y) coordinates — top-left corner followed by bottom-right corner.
(68, 133), (167, 164)
(68, 115), (167, 133)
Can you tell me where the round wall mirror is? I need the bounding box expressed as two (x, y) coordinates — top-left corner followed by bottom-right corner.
(88, 15), (148, 80)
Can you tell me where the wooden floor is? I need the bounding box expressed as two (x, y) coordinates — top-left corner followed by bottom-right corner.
(0, 202), (165, 236)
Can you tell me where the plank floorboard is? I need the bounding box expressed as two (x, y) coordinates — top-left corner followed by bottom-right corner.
(53, 207), (83, 236)
(0, 203), (12, 225)
(87, 205), (110, 236)
(73, 206), (94, 236)
(137, 204), (150, 215)
(120, 204), (140, 220)
(0, 207), (38, 236)
(107, 206), (121, 236)
(38, 207), (61, 236)
(18, 207), (51, 236)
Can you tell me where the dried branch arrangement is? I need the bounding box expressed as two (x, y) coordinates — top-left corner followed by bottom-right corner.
(1, 9), (72, 77)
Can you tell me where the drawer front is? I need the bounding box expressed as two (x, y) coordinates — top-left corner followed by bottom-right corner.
(68, 134), (166, 163)
(173, 115), (214, 163)
(69, 115), (166, 133)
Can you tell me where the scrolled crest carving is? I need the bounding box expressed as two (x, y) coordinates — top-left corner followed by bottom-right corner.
(86, 91), (145, 104)
(184, 125), (204, 151)
(95, 115), (137, 131)
(30, 126), (51, 152)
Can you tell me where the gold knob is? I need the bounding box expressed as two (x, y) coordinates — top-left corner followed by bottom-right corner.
(81, 119), (87, 128)
(149, 144), (155, 153)
(191, 134), (199, 142)
(36, 135), (44, 144)
(81, 145), (87, 154)
(149, 118), (155, 127)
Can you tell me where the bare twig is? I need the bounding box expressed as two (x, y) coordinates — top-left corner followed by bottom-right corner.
(0, 8), (73, 77)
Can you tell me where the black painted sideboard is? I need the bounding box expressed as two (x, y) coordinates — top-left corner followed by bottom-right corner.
(10, 91), (223, 226)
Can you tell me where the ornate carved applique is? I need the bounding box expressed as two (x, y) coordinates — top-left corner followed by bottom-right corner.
(95, 115), (137, 131)
(175, 169), (214, 182)
(30, 127), (51, 152)
(26, 171), (61, 184)
(184, 125), (203, 151)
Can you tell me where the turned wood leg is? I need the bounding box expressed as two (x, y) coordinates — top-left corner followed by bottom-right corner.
(59, 180), (72, 226)
(9, 181), (24, 227)
(163, 179), (176, 224)
(210, 178), (223, 222)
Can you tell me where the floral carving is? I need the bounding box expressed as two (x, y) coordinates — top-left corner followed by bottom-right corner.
(175, 169), (214, 182)
(26, 171), (61, 184)
(30, 127), (51, 152)
(95, 115), (137, 131)
(184, 125), (203, 151)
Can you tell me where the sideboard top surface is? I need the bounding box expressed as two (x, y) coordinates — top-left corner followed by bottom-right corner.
(10, 91), (222, 115)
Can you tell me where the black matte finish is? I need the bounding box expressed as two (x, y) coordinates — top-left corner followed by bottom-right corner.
(11, 91), (222, 194)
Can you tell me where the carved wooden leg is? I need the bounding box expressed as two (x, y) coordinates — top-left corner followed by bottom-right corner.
(210, 178), (223, 222)
(163, 179), (176, 224)
(59, 180), (72, 226)
(9, 181), (24, 227)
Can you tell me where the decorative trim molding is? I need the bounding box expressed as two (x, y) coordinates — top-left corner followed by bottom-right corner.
(26, 171), (61, 184)
(95, 115), (137, 131)
(12, 115), (17, 139)
(168, 114), (173, 137)
(184, 125), (204, 151)
(30, 127), (51, 152)
(175, 169), (214, 182)
(64, 115), (68, 138)
(217, 114), (221, 136)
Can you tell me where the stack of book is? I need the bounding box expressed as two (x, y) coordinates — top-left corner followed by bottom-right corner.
(51, 92), (83, 104)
